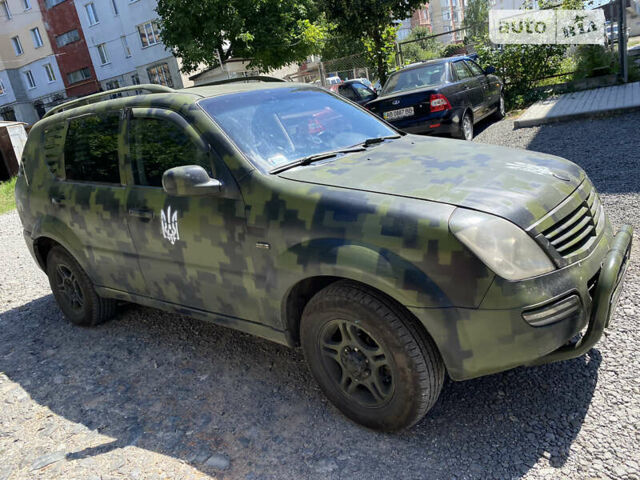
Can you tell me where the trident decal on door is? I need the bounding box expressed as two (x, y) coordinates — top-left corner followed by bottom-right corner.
(161, 206), (180, 245)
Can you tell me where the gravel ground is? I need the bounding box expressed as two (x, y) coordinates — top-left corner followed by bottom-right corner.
(1, 112), (639, 480)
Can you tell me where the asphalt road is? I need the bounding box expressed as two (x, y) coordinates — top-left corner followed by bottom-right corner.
(1, 112), (639, 480)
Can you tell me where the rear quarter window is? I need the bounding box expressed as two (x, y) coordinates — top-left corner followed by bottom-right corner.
(63, 113), (121, 184)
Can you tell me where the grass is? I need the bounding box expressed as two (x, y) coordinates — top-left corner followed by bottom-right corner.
(0, 177), (17, 215)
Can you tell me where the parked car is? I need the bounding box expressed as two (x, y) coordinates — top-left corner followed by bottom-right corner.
(367, 56), (505, 140)
(15, 80), (632, 432)
(334, 79), (378, 106)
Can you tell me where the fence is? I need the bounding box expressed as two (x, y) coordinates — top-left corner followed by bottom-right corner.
(285, 54), (375, 87)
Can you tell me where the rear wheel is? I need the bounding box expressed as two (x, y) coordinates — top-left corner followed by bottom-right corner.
(455, 111), (474, 141)
(300, 281), (445, 431)
(46, 246), (117, 326)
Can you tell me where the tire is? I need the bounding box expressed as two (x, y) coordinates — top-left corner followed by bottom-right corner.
(455, 110), (474, 141)
(300, 280), (445, 431)
(46, 246), (117, 326)
(493, 92), (506, 120)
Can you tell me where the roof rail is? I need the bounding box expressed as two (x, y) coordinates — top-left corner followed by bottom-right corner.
(43, 84), (174, 118)
(189, 75), (286, 88)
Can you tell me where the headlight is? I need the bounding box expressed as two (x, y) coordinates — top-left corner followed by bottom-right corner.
(449, 209), (555, 281)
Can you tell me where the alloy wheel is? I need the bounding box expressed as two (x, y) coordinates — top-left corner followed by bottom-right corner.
(55, 264), (84, 312)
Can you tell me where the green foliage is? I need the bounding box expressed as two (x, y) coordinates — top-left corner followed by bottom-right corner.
(401, 26), (443, 64)
(156, 0), (329, 73)
(573, 45), (617, 78)
(474, 37), (567, 109)
(0, 176), (17, 215)
(441, 43), (467, 57)
(321, 0), (425, 84)
(463, 0), (489, 38)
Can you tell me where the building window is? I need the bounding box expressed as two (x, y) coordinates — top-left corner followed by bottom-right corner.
(67, 67), (92, 84)
(137, 21), (160, 47)
(110, 0), (118, 14)
(85, 2), (99, 25)
(120, 36), (131, 58)
(44, 63), (56, 82)
(11, 36), (23, 56)
(0, 80), (6, 95)
(97, 43), (110, 65)
(31, 27), (44, 48)
(45, 0), (66, 8)
(131, 73), (140, 85)
(24, 70), (36, 89)
(147, 63), (173, 87)
(56, 29), (80, 47)
(23, 0), (31, 9)
(1, 0), (11, 19)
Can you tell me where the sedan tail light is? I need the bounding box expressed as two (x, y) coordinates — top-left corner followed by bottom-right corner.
(430, 94), (451, 112)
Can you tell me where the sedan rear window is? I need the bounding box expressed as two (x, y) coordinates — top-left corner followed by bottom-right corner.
(382, 64), (447, 95)
(200, 87), (395, 172)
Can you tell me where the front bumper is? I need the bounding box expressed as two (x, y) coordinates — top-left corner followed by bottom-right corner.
(410, 224), (633, 380)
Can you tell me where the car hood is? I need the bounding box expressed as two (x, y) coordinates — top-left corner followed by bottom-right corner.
(277, 135), (585, 229)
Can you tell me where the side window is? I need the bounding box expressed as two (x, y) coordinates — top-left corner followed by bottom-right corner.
(465, 60), (484, 77)
(352, 83), (376, 101)
(338, 85), (358, 101)
(129, 117), (212, 187)
(42, 122), (67, 178)
(452, 61), (473, 81)
(64, 113), (120, 183)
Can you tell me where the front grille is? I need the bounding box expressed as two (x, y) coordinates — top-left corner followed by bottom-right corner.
(541, 186), (602, 258)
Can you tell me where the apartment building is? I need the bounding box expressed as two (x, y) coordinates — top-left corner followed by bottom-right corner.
(410, 0), (466, 43)
(73, 0), (183, 91)
(0, 0), (66, 123)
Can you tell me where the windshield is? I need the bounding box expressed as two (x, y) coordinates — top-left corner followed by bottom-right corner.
(199, 87), (396, 172)
(382, 63), (447, 95)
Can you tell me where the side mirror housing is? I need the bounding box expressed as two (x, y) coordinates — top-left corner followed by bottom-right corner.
(162, 165), (222, 197)
(484, 66), (496, 75)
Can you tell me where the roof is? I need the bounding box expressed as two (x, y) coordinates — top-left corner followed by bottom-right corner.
(394, 56), (471, 74)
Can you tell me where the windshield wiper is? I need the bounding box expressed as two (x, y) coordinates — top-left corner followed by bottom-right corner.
(360, 135), (402, 147)
(269, 146), (366, 174)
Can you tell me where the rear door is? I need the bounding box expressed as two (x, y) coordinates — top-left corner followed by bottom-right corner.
(123, 108), (254, 318)
(451, 60), (484, 117)
(53, 111), (146, 294)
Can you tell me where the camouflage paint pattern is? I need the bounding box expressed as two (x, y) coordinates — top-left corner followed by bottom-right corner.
(14, 83), (631, 381)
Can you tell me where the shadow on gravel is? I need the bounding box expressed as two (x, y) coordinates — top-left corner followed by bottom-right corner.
(0, 295), (601, 479)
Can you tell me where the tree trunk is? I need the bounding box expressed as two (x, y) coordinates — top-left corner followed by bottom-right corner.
(372, 30), (387, 86)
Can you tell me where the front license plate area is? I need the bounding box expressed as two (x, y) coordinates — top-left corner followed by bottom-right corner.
(383, 107), (414, 120)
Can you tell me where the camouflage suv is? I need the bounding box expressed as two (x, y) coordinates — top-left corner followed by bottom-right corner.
(15, 80), (632, 431)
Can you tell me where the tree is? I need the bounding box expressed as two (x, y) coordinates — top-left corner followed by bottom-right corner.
(156, 0), (329, 73)
(400, 26), (443, 64)
(463, 0), (489, 39)
(321, 0), (426, 84)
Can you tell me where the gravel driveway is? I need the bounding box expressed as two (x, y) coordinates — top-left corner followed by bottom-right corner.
(1, 112), (639, 480)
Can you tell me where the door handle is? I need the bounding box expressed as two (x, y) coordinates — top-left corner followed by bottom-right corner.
(128, 208), (154, 220)
(50, 195), (65, 207)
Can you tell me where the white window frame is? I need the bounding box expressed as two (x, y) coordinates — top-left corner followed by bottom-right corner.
(31, 27), (44, 48)
(120, 35), (131, 58)
(1, 0), (12, 19)
(110, 0), (118, 15)
(97, 43), (110, 65)
(44, 63), (56, 82)
(85, 2), (99, 25)
(23, 0), (31, 10)
(24, 70), (36, 89)
(11, 36), (23, 56)
(137, 21), (160, 48)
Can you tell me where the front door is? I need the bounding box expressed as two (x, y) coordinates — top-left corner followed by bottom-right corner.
(123, 109), (255, 320)
(53, 111), (146, 294)
(451, 60), (484, 116)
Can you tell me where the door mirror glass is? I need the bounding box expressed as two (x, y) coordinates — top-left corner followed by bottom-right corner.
(484, 66), (496, 75)
(162, 165), (222, 197)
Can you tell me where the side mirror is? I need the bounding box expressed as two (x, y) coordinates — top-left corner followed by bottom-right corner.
(162, 165), (222, 197)
(484, 66), (496, 75)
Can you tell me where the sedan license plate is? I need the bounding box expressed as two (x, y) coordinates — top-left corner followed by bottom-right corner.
(383, 107), (414, 121)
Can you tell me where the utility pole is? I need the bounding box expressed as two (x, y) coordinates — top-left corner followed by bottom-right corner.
(618, 0), (628, 82)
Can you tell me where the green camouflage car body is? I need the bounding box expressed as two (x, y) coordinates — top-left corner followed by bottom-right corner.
(14, 83), (631, 381)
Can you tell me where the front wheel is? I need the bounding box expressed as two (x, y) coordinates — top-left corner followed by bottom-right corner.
(493, 92), (506, 120)
(300, 281), (445, 431)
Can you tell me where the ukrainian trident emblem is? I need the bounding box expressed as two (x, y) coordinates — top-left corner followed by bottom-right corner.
(161, 205), (179, 245)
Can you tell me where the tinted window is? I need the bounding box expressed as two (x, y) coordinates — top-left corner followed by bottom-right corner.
(382, 63), (447, 95)
(130, 117), (212, 187)
(352, 83), (376, 101)
(452, 61), (473, 81)
(199, 87), (396, 172)
(64, 113), (120, 183)
(338, 85), (357, 100)
(465, 60), (484, 76)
